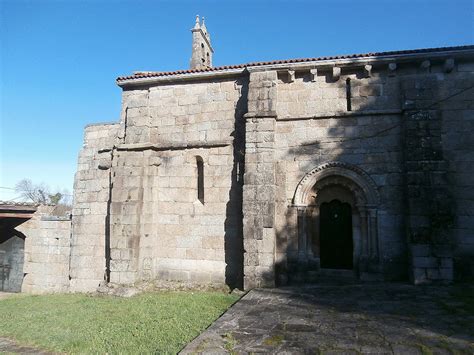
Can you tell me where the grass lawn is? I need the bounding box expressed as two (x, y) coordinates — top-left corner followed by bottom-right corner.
(0, 291), (239, 354)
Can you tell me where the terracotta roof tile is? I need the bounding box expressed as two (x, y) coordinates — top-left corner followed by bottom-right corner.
(116, 45), (474, 82)
(0, 201), (39, 207)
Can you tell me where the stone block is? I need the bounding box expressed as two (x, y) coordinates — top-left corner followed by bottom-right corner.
(412, 256), (437, 268)
(189, 271), (211, 283)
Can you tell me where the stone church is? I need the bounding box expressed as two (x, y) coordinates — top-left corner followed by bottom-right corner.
(67, 17), (474, 292)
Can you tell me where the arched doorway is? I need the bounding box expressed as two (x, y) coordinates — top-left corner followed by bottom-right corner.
(320, 199), (353, 270)
(291, 162), (381, 281)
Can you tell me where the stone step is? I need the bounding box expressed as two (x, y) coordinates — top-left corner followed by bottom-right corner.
(287, 268), (358, 285)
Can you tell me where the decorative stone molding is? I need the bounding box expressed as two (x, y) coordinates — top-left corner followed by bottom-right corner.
(291, 161), (382, 278)
(292, 161), (380, 207)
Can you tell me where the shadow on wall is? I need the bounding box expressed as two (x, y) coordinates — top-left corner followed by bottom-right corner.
(253, 64), (463, 287)
(267, 69), (406, 286)
(224, 76), (249, 290)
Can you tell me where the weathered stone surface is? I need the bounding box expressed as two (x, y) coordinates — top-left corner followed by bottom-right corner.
(182, 284), (474, 354)
(66, 40), (474, 293)
(8, 205), (72, 294)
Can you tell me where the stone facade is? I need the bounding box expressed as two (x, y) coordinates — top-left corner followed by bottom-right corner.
(68, 21), (474, 291)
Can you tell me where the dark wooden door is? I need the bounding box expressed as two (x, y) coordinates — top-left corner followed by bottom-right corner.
(320, 200), (353, 269)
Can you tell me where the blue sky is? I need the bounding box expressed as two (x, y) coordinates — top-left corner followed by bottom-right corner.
(1, 0), (473, 200)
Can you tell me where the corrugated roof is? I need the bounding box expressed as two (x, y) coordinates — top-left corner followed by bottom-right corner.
(116, 45), (474, 82)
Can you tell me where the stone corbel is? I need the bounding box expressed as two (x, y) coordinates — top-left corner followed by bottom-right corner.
(332, 67), (341, 81)
(443, 58), (455, 73)
(364, 64), (372, 78)
(288, 69), (295, 83)
(420, 60), (431, 72)
(388, 62), (397, 76)
(310, 68), (318, 82)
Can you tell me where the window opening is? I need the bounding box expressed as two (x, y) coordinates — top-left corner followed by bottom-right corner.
(197, 156), (204, 203)
(346, 78), (352, 111)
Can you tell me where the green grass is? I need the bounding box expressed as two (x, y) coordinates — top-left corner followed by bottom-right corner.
(0, 291), (239, 354)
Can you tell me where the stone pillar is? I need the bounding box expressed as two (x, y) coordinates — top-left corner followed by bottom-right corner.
(297, 207), (308, 263)
(306, 208), (315, 259)
(358, 207), (369, 273)
(243, 70), (278, 289)
(402, 76), (454, 284)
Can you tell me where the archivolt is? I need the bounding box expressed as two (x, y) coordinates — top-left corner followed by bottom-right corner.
(293, 161), (380, 206)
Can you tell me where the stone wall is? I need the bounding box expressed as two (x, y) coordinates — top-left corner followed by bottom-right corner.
(70, 122), (120, 292)
(243, 56), (474, 284)
(110, 78), (245, 287)
(121, 79), (242, 145)
(71, 47), (474, 291)
(16, 206), (71, 293)
(71, 77), (247, 290)
(108, 147), (236, 285)
(242, 70), (278, 289)
(271, 66), (405, 282)
(276, 68), (400, 118)
(439, 61), (474, 280)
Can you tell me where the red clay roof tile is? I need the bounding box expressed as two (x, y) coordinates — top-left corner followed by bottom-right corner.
(116, 45), (474, 82)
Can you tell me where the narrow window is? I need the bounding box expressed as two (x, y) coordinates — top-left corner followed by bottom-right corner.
(196, 156), (204, 204)
(206, 52), (210, 66)
(346, 78), (352, 111)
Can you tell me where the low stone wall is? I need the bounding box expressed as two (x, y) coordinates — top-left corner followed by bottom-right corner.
(16, 206), (71, 294)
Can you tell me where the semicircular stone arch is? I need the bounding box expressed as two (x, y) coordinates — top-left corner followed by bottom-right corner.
(293, 161), (380, 207)
(290, 161), (383, 281)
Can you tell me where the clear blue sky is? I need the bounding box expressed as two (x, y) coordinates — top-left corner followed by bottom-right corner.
(1, 0), (473, 200)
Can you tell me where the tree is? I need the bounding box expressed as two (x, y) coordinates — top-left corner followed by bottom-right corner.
(48, 192), (63, 205)
(14, 179), (71, 208)
(15, 179), (50, 204)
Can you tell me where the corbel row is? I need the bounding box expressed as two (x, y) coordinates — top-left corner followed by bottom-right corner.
(283, 58), (456, 82)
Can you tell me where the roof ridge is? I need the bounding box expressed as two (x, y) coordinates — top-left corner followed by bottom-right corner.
(117, 44), (474, 82)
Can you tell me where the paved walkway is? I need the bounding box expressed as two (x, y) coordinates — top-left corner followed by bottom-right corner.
(182, 283), (474, 354)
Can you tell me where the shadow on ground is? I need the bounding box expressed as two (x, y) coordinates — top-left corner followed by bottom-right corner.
(181, 283), (474, 354)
